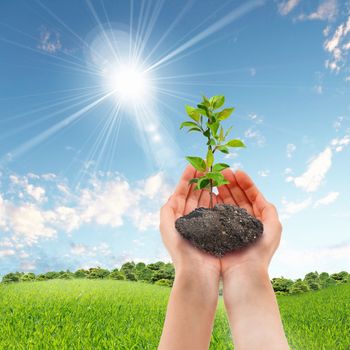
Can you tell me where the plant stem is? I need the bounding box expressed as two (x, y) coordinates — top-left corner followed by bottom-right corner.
(209, 165), (213, 209)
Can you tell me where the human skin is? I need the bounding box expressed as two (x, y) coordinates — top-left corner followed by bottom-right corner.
(158, 165), (289, 349)
(158, 165), (220, 350)
(217, 168), (290, 350)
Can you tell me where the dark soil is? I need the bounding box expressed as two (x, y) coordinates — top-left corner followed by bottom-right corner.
(175, 204), (263, 257)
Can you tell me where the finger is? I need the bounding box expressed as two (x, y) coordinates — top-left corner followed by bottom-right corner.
(221, 169), (254, 215)
(184, 170), (203, 214)
(198, 190), (211, 208)
(234, 169), (266, 204)
(217, 183), (237, 206)
(216, 194), (224, 204)
(172, 165), (197, 215)
(173, 165), (197, 198)
(234, 170), (269, 218)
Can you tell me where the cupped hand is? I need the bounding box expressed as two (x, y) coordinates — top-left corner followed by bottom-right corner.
(217, 168), (282, 277)
(159, 165), (220, 277)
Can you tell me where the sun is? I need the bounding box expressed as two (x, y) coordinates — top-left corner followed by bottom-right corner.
(107, 63), (152, 104)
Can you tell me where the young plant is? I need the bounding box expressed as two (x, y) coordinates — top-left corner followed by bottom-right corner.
(180, 95), (246, 209)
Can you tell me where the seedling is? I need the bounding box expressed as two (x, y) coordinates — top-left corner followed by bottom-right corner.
(180, 95), (246, 209)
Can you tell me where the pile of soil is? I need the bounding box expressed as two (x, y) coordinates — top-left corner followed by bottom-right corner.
(175, 204), (263, 257)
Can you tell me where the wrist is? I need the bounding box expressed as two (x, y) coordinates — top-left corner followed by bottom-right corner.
(174, 267), (220, 304)
(222, 261), (269, 283)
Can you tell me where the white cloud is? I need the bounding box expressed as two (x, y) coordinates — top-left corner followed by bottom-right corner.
(0, 249), (15, 258)
(314, 191), (339, 207)
(0, 194), (6, 229)
(330, 134), (350, 152)
(52, 206), (80, 233)
(0, 170), (173, 247)
(258, 169), (270, 177)
(79, 179), (135, 228)
(37, 27), (62, 54)
(20, 261), (36, 271)
(224, 152), (238, 159)
(250, 67), (256, 76)
(333, 116), (344, 131)
(247, 113), (263, 124)
(26, 184), (46, 202)
(290, 147), (332, 192)
(244, 127), (265, 147)
(278, 0), (301, 15)
(70, 242), (111, 257)
(9, 204), (57, 245)
(280, 197), (312, 219)
(324, 15), (350, 72)
(286, 143), (296, 158)
(298, 0), (338, 21)
(284, 167), (293, 175)
(272, 242), (350, 279)
(41, 173), (56, 181)
(71, 244), (87, 256)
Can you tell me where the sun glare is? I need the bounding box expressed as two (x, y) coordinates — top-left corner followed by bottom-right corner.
(109, 64), (151, 103)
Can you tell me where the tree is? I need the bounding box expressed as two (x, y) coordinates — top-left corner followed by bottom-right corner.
(147, 261), (165, 271)
(331, 271), (349, 284)
(321, 277), (337, 288)
(155, 279), (173, 287)
(58, 272), (74, 279)
(21, 273), (36, 282)
(123, 270), (137, 281)
(87, 267), (110, 279)
(109, 270), (125, 280)
(180, 95), (245, 208)
(2, 272), (20, 283)
(135, 267), (153, 282)
(74, 269), (89, 278)
(289, 280), (309, 294)
(304, 272), (320, 291)
(271, 277), (293, 294)
(44, 271), (60, 280)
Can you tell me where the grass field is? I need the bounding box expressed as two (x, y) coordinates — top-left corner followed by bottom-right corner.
(0, 280), (349, 349)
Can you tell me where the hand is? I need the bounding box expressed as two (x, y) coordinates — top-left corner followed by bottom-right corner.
(159, 165), (220, 277)
(217, 169), (282, 278)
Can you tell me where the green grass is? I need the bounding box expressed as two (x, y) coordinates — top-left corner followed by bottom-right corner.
(0, 280), (349, 349)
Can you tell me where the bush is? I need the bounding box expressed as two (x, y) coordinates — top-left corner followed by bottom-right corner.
(290, 280), (309, 294)
(155, 279), (173, 287)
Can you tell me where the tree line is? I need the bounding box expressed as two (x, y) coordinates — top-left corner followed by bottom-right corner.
(1, 262), (349, 295)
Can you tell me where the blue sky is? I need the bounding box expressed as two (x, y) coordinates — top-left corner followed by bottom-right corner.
(0, 0), (349, 279)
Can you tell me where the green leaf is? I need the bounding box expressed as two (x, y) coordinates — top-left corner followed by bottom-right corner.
(180, 121), (198, 129)
(206, 172), (225, 183)
(208, 121), (220, 137)
(188, 178), (199, 184)
(219, 126), (224, 141)
(225, 125), (233, 138)
(201, 95), (211, 107)
(185, 105), (200, 122)
(226, 139), (246, 148)
(187, 127), (202, 133)
(217, 108), (234, 121)
(209, 138), (216, 146)
(210, 95), (225, 110)
(212, 163), (230, 172)
(203, 128), (210, 137)
(206, 149), (214, 168)
(197, 104), (209, 117)
(197, 177), (210, 190)
(185, 156), (206, 172)
(196, 108), (207, 116)
(216, 179), (230, 186)
(217, 146), (229, 154)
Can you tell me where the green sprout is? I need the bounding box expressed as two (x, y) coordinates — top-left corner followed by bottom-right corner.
(180, 94), (246, 209)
